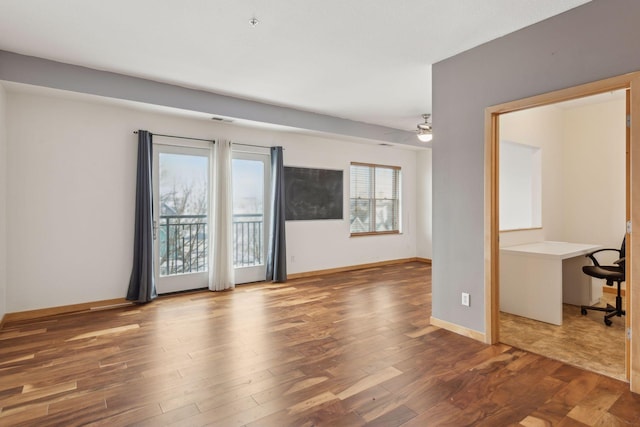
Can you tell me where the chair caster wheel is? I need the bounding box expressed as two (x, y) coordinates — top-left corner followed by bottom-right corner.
(581, 308), (587, 315)
(605, 318), (612, 326)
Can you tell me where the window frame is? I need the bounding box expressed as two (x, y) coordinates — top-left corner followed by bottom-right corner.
(349, 162), (401, 237)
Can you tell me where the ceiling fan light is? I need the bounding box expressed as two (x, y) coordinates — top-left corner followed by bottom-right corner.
(417, 131), (433, 142)
(416, 113), (432, 142)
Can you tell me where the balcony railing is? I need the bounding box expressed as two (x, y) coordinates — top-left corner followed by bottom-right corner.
(159, 215), (208, 276)
(233, 214), (264, 268)
(159, 213), (264, 276)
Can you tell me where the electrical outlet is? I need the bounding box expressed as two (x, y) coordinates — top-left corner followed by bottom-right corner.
(461, 292), (470, 307)
(290, 255), (295, 263)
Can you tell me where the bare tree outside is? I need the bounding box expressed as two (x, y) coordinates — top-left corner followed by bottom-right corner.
(158, 154), (267, 276)
(159, 153), (208, 276)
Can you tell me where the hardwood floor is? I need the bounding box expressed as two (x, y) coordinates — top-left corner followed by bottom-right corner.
(1, 262), (639, 426)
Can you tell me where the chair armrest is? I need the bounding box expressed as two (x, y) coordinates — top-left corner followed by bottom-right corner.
(585, 248), (622, 266)
(615, 257), (625, 266)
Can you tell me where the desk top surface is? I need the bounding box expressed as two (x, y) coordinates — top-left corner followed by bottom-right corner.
(500, 241), (602, 259)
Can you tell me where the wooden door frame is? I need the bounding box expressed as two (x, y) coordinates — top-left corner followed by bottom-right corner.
(484, 72), (640, 392)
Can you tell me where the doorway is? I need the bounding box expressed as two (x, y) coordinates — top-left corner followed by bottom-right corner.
(151, 141), (272, 292)
(485, 72), (640, 392)
(497, 91), (626, 380)
(153, 144), (210, 294)
(232, 148), (271, 284)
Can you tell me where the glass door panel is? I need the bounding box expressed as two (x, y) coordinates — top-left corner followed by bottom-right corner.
(232, 152), (270, 283)
(153, 145), (210, 293)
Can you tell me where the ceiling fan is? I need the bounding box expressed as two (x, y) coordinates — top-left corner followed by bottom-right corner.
(416, 114), (432, 142)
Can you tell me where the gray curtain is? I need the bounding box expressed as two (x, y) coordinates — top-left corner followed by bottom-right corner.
(126, 130), (157, 303)
(266, 146), (287, 282)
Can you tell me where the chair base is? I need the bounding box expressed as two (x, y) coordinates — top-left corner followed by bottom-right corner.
(581, 294), (625, 326)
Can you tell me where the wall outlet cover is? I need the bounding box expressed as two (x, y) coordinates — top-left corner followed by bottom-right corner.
(461, 292), (470, 307)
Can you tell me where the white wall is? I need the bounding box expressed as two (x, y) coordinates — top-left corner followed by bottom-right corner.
(499, 142), (541, 230)
(498, 99), (625, 250)
(5, 87), (423, 312)
(416, 149), (433, 259)
(499, 105), (564, 246)
(562, 98), (626, 252)
(498, 98), (625, 303)
(283, 138), (418, 274)
(0, 83), (7, 320)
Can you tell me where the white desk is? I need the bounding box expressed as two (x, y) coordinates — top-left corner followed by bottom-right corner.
(500, 241), (601, 325)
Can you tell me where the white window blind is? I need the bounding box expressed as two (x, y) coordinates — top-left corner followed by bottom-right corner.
(350, 163), (401, 235)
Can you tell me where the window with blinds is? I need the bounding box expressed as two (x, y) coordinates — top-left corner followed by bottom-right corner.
(350, 162), (401, 235)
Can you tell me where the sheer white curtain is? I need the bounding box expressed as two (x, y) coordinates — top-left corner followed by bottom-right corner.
(209, 139), (235, 291)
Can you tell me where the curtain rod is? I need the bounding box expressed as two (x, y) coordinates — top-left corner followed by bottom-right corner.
(232, 142), (279, 150)
(133, 131), (214, 144)
(133, 131), (282, 150)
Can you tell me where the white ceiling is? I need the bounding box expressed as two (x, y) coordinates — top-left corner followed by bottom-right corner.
(0, 0), (591, 133)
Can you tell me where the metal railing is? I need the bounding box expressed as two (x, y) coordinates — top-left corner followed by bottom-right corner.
(233, 214), (264, 268)
(159, 213), (264, 276)
(159, 215), (208, 276)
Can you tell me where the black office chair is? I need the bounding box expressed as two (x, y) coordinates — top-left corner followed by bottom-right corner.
(580, 237), (626, 326)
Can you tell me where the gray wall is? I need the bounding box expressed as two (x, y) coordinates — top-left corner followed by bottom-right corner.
(0, 84), (6, 320)
(0, 51), (417, 147)
(431, 0), (640, 332)
(416, 149), (433, 259)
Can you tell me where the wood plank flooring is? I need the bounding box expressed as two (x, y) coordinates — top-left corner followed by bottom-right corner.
(1, 262), (639, 426)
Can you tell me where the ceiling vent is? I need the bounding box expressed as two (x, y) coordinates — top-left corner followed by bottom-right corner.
(211, 116), (234, 123)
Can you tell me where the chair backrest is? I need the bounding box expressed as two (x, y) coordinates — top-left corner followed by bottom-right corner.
(617, 236), (626, 275)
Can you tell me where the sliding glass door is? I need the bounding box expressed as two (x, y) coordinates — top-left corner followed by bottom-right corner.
(232, 150), (270, 284)
(151, 143), (269, 290)
(153, 144), (210, 293)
